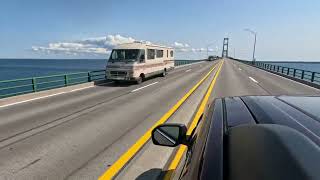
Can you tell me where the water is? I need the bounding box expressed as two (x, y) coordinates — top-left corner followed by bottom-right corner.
(1, 59), (320, 81)
(0, 59), (107, 81)
(265, 61), (320, 73)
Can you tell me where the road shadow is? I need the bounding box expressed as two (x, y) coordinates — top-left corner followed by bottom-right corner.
(95, 75), (163, 88)
(96, 80), (134, 87)
(136, 168), (174, 180)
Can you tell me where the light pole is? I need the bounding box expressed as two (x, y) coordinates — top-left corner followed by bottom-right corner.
(244, 28), (257, 63)
(206, 43), (215, 58)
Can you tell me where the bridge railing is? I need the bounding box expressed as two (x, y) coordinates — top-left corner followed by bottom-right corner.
(174, 60), (204, 66)
(0, 70), (106, 99)
(0, 60), (204, 99)
(234, 59), (320, 86)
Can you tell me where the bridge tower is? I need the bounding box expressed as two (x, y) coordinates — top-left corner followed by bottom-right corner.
(222, 38), (229, 58)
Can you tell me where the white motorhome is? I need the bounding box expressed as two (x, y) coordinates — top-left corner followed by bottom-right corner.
(106, 42), (174, 83)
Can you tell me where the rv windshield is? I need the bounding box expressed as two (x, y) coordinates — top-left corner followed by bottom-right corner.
(110, 49), (140, 62)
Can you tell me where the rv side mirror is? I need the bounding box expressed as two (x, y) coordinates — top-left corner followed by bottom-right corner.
(152, 123), (187, 147)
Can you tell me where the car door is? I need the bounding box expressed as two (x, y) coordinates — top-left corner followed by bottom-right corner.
(177, 103), (216, 180)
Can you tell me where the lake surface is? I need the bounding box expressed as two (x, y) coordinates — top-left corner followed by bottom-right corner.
(1, 59), (320, 81)
(0, 59), (107, 81)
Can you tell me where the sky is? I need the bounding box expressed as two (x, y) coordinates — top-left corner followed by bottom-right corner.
(0, 0), (320, 61)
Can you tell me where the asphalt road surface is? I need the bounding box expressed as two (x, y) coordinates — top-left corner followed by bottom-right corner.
(0, 61), (218, 179)
(0, 59), (319, 180)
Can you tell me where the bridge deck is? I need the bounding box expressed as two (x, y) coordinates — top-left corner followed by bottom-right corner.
(0, 59), (319, 179)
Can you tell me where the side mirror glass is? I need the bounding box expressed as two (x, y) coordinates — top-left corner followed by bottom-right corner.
(151, 123), (187, 147)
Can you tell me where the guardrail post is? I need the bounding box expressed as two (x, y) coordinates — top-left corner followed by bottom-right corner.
(277, 66), (279, 72)
(301, 71), (304, 79)
(64, 74), (68, 86)
(287, 68), (290, 75)
(32, 78), (37, 92)
(311, 72), (315, 82)
(88, 72), (91, 82)
(273, 65), (275, 71)
(281, 67), (284, 73)
(293, 69), (296, 77)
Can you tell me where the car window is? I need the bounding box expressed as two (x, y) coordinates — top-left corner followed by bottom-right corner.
(179, 103), (215, 180)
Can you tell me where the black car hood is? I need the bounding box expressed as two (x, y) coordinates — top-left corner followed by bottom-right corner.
(199, 96), (320, 180)
(223, 96), (320, 146)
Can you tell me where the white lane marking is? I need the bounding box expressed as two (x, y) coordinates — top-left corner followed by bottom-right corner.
(70, 81), (113, 92)
(185, 69), (192, 72)
(131, 82), (159, 92)
(0, 81), (113, 109)
(238, 68), (242, 71)
(70, 86), (94, 92)
(238, 62), (320, 92)
(249, 77), (259, 83)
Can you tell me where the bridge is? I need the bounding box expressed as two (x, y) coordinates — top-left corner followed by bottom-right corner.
(0, 54), (320, 179)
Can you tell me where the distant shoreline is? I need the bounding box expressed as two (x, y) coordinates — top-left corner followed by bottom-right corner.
(1, 58), (320, 63)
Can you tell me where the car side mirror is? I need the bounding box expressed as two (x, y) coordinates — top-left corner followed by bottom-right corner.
(151, 123), (187, 147)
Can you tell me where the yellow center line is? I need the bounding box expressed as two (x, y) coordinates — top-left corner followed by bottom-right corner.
(164, 60), (224, 180)
(98, 62), (220, 180)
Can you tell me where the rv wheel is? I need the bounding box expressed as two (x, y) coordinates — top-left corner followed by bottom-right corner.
(136, 77), (143, 84)
(161, 70), (167, 77)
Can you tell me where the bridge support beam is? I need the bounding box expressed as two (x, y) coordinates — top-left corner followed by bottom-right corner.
(222, 38), (229, 58)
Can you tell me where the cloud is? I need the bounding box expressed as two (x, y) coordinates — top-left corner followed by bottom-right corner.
(173, 42), (190, 48)
(173, 42), (213, 53)
(172, 42), (191, 52)
(32, 34), (136, 56)
(191, 48), (207, 52)
(32, 35), (212, 59)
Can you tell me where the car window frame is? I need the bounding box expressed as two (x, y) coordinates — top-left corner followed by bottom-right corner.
(179, 101), (217, 180)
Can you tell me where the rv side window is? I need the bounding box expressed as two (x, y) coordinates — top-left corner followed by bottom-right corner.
(156, 50), (163, 58)
(147, 49), (155, 60)
(139, 49), (145, 62)
(170, 50), (174, 57)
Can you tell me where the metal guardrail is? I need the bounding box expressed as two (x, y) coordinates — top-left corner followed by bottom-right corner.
(235, 59), (320, 85)
(0, 60), (204, 99)
(174, 60), (204, 66)
(0, 70), (106, 99)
